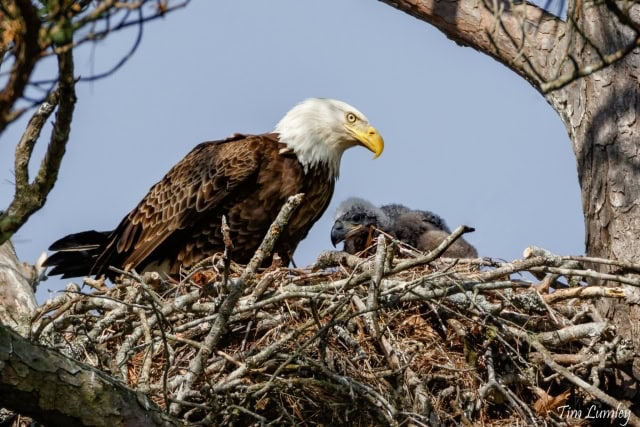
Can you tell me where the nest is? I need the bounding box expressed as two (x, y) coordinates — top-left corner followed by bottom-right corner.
(31, 224), (640, 426)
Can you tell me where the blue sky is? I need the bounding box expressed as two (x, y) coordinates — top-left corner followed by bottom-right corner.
(1, 1), (582, 301)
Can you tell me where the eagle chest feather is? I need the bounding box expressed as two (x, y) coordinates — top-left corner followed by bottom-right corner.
(276, 162), (335, 256)
(224, 141), (334, 265)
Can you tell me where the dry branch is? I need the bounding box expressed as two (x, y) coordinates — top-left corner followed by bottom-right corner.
(0, 48), (76, 245)
(0, 0), (191, 245)
(0, 0), (41, 132)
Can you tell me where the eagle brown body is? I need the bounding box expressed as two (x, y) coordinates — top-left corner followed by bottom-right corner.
(109, 134), (334, 274)
(45, 98), (384, 279)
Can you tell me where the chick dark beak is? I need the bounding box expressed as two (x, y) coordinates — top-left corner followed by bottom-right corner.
(331, 220), (346, 247)
(331, 220), (364, 247)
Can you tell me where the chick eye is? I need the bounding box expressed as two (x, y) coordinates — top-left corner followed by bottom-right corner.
(346, 112), (357, 123)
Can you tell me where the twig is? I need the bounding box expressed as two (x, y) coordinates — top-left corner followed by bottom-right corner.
(306, 358), (399, 426)
(479, 348), (536, 423)
(530, 265), (640, 287)
(509, 328), (640, 426)
(367, 234), (386, 339)
(136, 309), (154, 393)
(1, 48), (76, 244)
(544, 286), (627, 304)
(0, 0), (41, 134)
(564, 255), (640, 273)
(221, 215), (232, 289)
(241, 193), (304, 283)
(508, 322), (607, 346)
(169, 194), (304, 414)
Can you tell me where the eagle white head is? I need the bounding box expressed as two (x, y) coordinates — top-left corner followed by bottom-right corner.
(275, 98), (384, 178)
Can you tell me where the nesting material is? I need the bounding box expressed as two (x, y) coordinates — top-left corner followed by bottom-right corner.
(34, 232), (639, 426)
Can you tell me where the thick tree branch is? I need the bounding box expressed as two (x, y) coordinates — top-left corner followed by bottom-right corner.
(378, 0), (640, 94)
(13, 89), (60, 194)
(33, 50), (76, 203)
(0, 324), (180, 426)
(377, 0), (564, 88)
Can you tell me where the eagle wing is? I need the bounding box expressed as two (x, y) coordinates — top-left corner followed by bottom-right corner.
(93, 135), (262, 275)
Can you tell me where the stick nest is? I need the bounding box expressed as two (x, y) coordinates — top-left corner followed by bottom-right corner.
(33, 237), (640, 426)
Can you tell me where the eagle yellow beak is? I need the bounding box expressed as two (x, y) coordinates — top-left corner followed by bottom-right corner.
(346, 124), (384, 159)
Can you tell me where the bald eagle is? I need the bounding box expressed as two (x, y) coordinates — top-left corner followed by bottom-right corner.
(45, 98), (384, 279)
(331, 198), (477, 258)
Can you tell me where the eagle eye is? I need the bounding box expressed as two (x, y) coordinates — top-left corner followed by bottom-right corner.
(345, 112), (357, 123)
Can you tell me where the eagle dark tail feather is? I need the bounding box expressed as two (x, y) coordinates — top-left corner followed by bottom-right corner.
(44, 230), (111, 278)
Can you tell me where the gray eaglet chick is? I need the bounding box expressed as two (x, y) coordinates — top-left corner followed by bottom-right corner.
(330, 197), (393, 254)
(393, 210), (477, 258)
(389, 205), (452, 234)
(379, 203), (411, 223)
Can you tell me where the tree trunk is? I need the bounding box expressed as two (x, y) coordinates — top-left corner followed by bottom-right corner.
(549, 7), (640, 378)
(0, 241), (38, 337)
(378, 0), (640, 377)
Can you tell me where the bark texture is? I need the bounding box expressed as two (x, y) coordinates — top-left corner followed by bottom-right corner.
(0, 241), (38, 337)
(553, 6), (640, 380)
(0, 323), (180, 426)
(379, 0), (640, 377)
